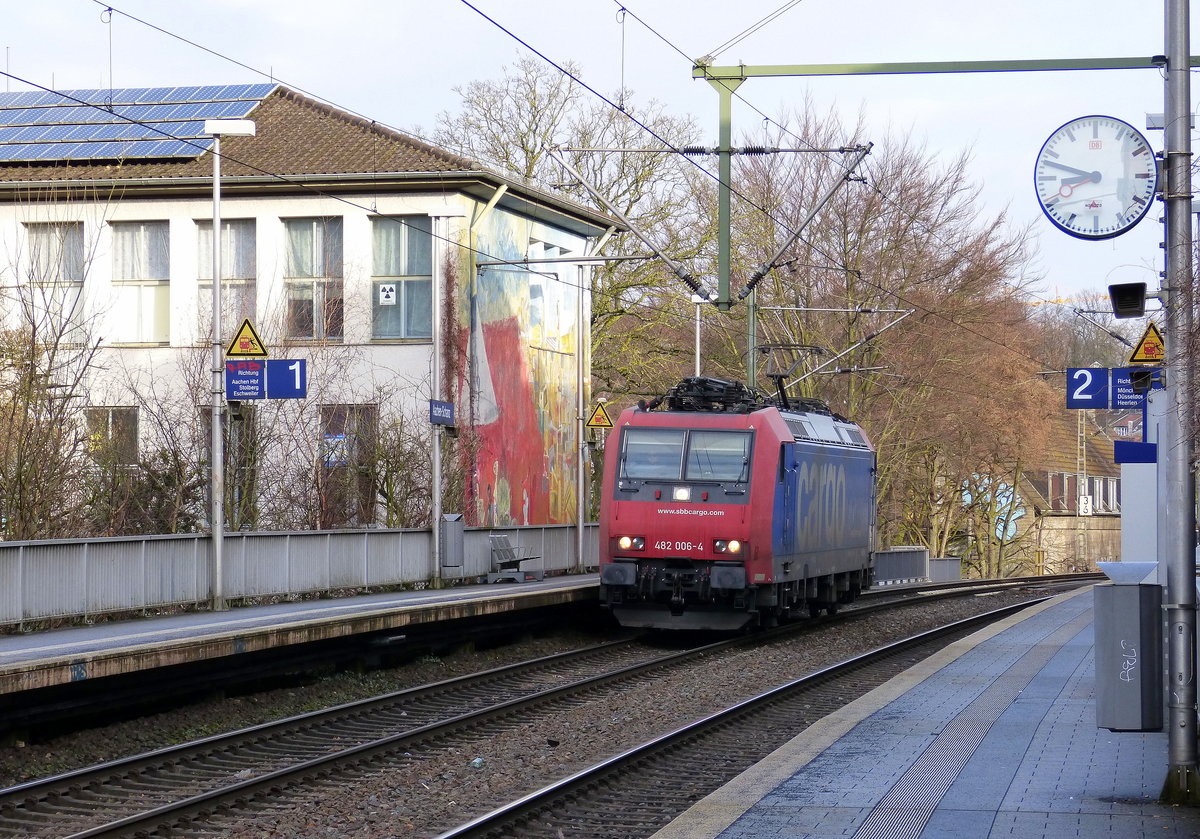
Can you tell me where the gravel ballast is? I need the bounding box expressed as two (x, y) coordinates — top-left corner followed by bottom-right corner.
(1, 590), (1053, 837)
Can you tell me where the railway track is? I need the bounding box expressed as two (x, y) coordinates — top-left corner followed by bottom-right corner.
(0, 580), (1077, 838)
(435, 600), (1048, 839)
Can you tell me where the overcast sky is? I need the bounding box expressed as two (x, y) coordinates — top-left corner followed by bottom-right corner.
(4, 0), (1192, 303)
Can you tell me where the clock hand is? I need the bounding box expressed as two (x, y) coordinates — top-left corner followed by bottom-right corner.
(1055, 171), (1101, 198)
(1043, 160), (1094, 178)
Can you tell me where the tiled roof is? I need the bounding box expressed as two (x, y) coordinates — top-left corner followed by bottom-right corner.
(0, 86), (482, 182)
(1035, 409), (1121, 479)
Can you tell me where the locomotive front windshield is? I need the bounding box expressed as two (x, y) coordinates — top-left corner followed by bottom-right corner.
(621, 428), (751, 482)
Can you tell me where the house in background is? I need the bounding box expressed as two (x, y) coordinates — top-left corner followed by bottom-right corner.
(1019, 409), (1121, 573)
(0, 84), (615, 534)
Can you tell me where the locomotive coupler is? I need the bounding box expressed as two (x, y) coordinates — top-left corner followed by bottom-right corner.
(669, 574), (686, 616)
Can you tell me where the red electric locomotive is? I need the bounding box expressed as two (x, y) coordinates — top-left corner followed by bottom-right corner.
(598, 377), (876, 631)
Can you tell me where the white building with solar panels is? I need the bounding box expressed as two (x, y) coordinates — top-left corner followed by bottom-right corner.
(0, 84), (615, 537)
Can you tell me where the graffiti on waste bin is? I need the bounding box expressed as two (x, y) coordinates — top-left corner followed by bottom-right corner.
(1119, 639), (1138, 682)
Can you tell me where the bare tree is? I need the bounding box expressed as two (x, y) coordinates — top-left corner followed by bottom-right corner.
(0, 218), (104, 540)
(433, 58), (707, 400)
(730, 108), (1056, 573)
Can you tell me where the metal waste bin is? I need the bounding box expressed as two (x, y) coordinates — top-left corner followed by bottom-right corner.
(1094, 582), (1163, 731)
(440, 513), (464, 573)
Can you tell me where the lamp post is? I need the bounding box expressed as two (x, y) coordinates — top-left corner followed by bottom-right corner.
(203, 118), (255, 612)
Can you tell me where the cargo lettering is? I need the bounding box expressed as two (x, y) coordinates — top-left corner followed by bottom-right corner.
(795, 460), (847, 547)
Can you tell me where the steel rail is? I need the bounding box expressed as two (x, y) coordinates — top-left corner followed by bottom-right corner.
(0, 579), (1084, 837)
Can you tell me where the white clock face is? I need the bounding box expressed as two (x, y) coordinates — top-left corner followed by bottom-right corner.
(1034, 115), (1159, 240)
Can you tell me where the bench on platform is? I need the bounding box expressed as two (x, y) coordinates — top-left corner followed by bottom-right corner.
(487, 533), (544, 583)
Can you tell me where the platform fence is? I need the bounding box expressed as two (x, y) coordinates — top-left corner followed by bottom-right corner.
(1, 529), (952, 626)
(0, 524), (596, 626)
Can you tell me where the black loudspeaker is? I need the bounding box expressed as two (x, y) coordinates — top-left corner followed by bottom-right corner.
(1108, 282), (1148, 318)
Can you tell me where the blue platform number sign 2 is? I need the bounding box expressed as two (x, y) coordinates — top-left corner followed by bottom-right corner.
(1066, 368), (1109, 409)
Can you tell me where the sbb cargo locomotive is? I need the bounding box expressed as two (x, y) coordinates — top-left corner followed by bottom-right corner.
(598, 377), (875, 631)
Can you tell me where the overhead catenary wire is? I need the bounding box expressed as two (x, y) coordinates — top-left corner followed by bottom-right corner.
(78, 1), (1060, 377)
(601, 0), (1068, 372)
(617, 0), (1073, 317)
(701, 0), (808, 63)
(75, 0), (878, 350)
(75, 0), (793, 350)
(0, 72), (749, 357)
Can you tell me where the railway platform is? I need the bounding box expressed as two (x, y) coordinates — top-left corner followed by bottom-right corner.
(0, 574), (598, 696)
(653, 586), (1200, 839)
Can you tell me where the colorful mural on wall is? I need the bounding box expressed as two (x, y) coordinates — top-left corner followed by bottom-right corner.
(456, 208), (585, 527)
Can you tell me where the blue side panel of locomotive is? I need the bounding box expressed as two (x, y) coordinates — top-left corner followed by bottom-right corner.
(773, 441), (874, 574)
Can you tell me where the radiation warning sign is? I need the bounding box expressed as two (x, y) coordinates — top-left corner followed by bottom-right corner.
(226, 318), (268, 358)
(586, 403), (614, 429)
(1128, 322), (1165, 365)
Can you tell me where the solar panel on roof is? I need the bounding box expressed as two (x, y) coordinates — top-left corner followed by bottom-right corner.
(0, 83), (276, 164)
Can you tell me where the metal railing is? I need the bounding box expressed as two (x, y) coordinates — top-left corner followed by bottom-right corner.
(0, 524), (599, 626)
(2, 529), (950, 627)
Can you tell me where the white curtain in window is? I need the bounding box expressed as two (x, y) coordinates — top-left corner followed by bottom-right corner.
(286, 218), (342, 278)
(27, 222), (84, 284)
(112, 221), (169, 280)
(372, 216), (431, 276)
(198, 219), (256, 280)
(405, 278), (432, 338)
(114, 283), (170, 342)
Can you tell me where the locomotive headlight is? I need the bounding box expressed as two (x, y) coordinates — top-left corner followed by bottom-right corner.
(618, 535), (645, 551)
(672, 486), (691, 502)
(714, 539), (743, 554)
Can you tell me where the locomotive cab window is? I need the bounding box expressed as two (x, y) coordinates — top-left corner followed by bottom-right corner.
(622, 428), (686, 479)
(684, 430), (751, 481)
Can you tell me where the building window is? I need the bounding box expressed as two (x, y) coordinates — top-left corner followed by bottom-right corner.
(319, 403), (378, 527)
(197, 219), (256, 340)
(111, 221), (170, 343)
(23, 222), (85, 336)
(85, 406), (138, 465)
(1093, 476), (1121, 513)
(371, 216), (432, 339)
(284, 217), (343, 340)
(1048, 471), (1084, 512)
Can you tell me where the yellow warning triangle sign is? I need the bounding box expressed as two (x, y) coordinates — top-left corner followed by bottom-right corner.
(1128, 322), (1165, 365)
(586, 403), (614, 429)
(225, 318), (268, 358)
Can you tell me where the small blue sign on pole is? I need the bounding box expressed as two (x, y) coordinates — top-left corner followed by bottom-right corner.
(429, 399), (455, 426)
(1066, 368), (1109, 409)
(266, 359), (307, 399)
(1115, 440), (1157, 463)
(225, 360), (266, 400)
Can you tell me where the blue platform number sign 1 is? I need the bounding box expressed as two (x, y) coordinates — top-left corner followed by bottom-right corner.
(265, 359), (307, 399)
(1066, 368), (1109, 409)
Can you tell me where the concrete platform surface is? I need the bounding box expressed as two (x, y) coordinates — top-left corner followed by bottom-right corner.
(654, 587), (1200, 839)
(0, 574), (598, 694)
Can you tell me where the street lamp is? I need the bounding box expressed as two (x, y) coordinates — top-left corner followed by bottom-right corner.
(203, 118), (255, 612)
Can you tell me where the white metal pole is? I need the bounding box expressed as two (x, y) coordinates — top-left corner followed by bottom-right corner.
(431, 217), (443, 585)
(202, 118), (253, 612)
(692, 294), (703, 376)
(210, 134), (226, 611)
